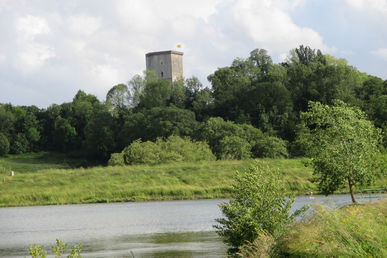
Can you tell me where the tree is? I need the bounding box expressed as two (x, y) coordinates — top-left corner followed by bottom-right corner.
(215, 162), (297, 254)
(0, 132), (9, 156)
(106, 84), (131, 111)
(301, 100), (382, 204)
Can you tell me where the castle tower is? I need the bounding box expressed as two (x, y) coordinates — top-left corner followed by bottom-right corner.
(145, 50), (183, 84)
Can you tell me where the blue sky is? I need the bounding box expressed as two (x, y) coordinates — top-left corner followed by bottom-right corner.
(0, 0), (386, 107)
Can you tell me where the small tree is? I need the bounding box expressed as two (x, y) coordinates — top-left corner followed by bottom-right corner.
(215, 162), (298, 255)
(301, 100), (382, 204)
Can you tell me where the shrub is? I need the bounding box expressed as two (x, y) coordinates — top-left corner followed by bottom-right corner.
(29, 238), (82, 258)
(252, 136), (289, 158)
(122, 139), (161, 165)
(214, 161), (301, 255)
(107, 152), (125, 166)
(121, 136), (215, 165)
(218, 136), (251, 160)
(158, 135), (215, 163)
(0, 133), (9, 156)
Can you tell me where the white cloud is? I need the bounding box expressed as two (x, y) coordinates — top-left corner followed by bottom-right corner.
(68, 15), (101, 36)
(0, 55), (6, 64)
(16, 15), (50, 40)
(16, 43), (55, 72)
(230, 0), (331, 53)
(14, 15), (55, 73)
(346, 0), (387, 15)
(372, 48), (387, 61)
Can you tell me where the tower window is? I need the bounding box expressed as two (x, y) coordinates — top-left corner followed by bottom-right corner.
(161, 72), (164, 78)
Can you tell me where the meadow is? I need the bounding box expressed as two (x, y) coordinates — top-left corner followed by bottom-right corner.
(0, 152), (385, 207)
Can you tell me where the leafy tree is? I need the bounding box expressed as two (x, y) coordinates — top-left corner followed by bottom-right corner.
(83, 103), (116, 160)
(53, 116), (77, 151)
(0, 132), (9, 156)
(119, 106), (198, 148)
(106, 83), (131, 112)
(215, 161), (298, 254)
(301, 100), (382, 203)
(169, 78), (187, 108)
(11, 133), (29, 154)
(137, 80), (172, 109)
(201, 117), (263, 159)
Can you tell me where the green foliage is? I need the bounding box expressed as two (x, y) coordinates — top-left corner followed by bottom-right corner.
(119, 106), (198, 148)
(121, 136), (215, 165)
(123, 139), (161, 165)
(215, 161), (297, 254)
(252, 136), (289, 158)
(29, 238), (82, 258)
(0, 132), (10, 156)
(106, 83), (131, 111)
(108, 152), (125, 166)
(83, 103), (116, 160)
(278, 199), (387, 257)
(201, 117), (263, 159)
(11, 133), (29, 154)
(219, 136), (251, 160)
(29, 244), (47, 258)
(301, 100), (382, 203)
(138, 79), (172, 109)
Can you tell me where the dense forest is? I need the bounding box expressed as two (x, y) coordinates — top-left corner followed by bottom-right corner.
(0, 45), (386, 162)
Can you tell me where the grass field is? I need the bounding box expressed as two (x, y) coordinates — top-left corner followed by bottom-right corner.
(0, 153), (385, 207)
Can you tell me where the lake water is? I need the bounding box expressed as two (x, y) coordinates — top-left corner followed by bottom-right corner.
(0, 194), (385, 257)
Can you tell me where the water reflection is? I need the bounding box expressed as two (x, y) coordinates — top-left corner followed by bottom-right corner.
(80, 232), (225, 257)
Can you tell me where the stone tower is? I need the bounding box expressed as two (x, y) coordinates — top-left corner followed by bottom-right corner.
(145, 50), (183, 84)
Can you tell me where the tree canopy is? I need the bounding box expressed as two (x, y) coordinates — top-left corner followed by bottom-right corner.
(301, 100), (383, 203)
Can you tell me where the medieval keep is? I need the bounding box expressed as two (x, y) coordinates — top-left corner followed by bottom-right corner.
(145, 50), (183, 84)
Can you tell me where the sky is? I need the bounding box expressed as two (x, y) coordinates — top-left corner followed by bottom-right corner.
(0, 0), (386, 108)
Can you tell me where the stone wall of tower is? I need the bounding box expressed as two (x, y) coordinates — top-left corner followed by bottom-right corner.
(145, 50), (183, 84)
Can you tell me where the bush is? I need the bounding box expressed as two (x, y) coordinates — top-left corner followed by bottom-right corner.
(218, 136), (251, 160)
(123, 139), (161, 165)
(214, 161), (299, 255)
(120, 136), (215, 165)
(107, 152), (125, 166)
(252, 136), (289, 158)
(0, 133), (9, 156)
(158, 135), (215, 163)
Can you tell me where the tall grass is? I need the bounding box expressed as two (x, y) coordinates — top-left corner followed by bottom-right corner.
(277, 198), (387, 257)
(0, 159), (316, 207)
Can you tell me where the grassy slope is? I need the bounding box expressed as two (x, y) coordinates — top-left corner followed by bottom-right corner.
(278, 198), (387, 257)
(0, 156), (316, 207)
(0, 153), (385, 207)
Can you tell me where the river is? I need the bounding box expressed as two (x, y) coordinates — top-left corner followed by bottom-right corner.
(0, 194), (385, 257)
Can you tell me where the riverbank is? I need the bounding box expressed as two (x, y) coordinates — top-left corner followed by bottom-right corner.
(0, 153), (385, 207)
(275, 198), (387, 257)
